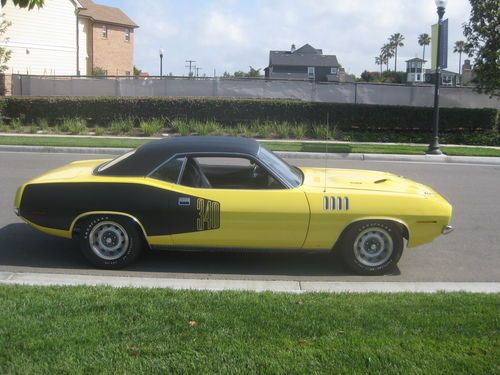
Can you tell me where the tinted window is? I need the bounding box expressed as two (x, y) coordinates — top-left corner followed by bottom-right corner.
(151, 157), (185, 183)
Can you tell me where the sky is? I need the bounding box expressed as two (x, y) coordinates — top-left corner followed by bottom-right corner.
(100, 0), (472, 77)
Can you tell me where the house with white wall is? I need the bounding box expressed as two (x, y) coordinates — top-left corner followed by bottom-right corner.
(0, 0), (137, 77)
(0, 0), (83, 75)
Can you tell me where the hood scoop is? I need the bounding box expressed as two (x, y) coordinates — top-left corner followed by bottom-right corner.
(374, 178), (389, 184)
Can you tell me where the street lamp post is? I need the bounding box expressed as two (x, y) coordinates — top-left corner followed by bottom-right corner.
(426, 0), (447, 155)
(159, 48), (164, 77)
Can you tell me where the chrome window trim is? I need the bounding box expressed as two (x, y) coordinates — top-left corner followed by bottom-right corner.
(147, 156), (187, 184)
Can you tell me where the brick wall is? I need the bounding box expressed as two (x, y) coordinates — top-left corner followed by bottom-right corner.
(91, 23), (134, 76)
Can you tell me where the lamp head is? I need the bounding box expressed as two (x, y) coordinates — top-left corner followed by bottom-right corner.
(159, 48), (164, 57)
(435, 0), (447, 9)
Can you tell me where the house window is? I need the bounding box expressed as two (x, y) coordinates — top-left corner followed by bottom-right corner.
(125, 28), (130, 41)
(417, 74), (421, 81)
(330, 67), (338, 75)
(308, 67), (315, 79)
(101, 25), (108, 38)
(125, 71), (131, 76)
(442, 75), (453, 86)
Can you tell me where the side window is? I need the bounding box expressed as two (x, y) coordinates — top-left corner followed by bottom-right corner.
(101, 24), (108, 38)
(191, 156), (284, 190)
(150, 157), (185, 183)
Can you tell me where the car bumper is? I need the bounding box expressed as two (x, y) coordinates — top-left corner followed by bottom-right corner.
(442, 225), (454, 235)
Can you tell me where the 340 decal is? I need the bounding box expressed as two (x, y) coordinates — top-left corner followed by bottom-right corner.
(196, 198), (220, 231)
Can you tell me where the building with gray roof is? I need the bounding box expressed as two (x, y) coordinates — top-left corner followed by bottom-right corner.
(264, 44), (346, 82)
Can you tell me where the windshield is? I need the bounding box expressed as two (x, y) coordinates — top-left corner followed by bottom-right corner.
(257, 146), (302, 188)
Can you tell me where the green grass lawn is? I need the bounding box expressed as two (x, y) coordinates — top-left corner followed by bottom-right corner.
(0, 285), (498, 374)
(1, 135), (499, 157)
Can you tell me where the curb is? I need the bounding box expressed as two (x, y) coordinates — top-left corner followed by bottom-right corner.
(1, 145), (500, 165)
(2, 133), (499, 150)
(1, 271), (499, 293)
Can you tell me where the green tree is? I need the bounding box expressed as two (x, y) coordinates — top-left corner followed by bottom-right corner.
(0, 0), (44, 9)
(0, 18), (12, 73)
(247, 66), (262, 78)
(418, 33), (431, 73)
(380, 43), (393, 72)
(389, 33), (405, 71)
(133, 66), (142, 77)
(374, 56), (383, 74)
(91, 66), (107, 76)
(463, 0), (499, 96)
(453, 40), (465, 79)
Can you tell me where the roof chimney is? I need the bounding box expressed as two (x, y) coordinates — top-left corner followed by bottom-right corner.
(291, 44), (296, 53)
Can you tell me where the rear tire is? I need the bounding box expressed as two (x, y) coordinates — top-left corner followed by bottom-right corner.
(79, 215), (143, 269)
(340, 221), (404, 275)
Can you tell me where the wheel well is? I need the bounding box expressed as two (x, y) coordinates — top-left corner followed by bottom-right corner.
(332, 219), (409, 250)
(71, 213), (148, 244)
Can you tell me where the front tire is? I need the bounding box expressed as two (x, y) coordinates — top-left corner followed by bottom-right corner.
(79, 215), (143, 269)
(340, 221), (404, 275)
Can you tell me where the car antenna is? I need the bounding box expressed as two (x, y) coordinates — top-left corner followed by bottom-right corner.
(324, 112), (329, 193)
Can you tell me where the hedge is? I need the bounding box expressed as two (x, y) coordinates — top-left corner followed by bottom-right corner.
(1, 96), (498, 132)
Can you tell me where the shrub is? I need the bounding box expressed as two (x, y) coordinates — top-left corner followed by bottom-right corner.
(61, 118), (86, 135)
(10, 118), (22, 131)
(29, 124), (38, 133)
(1, 97), (497, 145)
(94, 126), (105, 136)
(192, 120), (221, 135)
(172, 120), (191, 136)
(140, 119), (163, 136)
(37, 118), (49, 132)
(290, 124), (308, 139)
(2, 97), (496, 133)
(109, 117), (134, 135)
(258, 122), (273, 139)
(273, 121), (291, 138)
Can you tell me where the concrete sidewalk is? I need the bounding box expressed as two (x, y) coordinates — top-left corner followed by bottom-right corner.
(1, 144), (499, 165)
(1, 271), (499, 293)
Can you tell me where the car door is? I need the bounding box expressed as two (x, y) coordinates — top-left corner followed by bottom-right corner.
(153, 155), (310, 249)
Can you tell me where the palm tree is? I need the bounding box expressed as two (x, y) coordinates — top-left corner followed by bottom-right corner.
(418, 33), (431, 73)
(454, 40), (466, 81)
(375, 56), (383, 74)
(389, 33), (405, 71)
(380, 44), (394, 72)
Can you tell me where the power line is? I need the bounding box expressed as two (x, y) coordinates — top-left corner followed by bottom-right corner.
(194, 66), (202, 77)
(185, 60), (196, 76)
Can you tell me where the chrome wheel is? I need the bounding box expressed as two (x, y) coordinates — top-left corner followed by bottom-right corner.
(353, 227), (394, 267)
(88, 221), (129, 261)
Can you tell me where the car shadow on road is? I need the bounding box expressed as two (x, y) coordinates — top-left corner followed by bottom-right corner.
(0, 223), (401, 277)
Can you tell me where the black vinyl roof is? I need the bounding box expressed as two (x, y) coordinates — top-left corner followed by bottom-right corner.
(97, 136), (261, 177)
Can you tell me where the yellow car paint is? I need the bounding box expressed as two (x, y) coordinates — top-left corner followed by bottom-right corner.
(14, 158), (453, 251)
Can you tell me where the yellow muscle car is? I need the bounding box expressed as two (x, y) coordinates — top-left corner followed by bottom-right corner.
(14, 136), (453, 275)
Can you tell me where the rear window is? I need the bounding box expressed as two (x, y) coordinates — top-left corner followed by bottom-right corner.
(97, 150), (136, 173)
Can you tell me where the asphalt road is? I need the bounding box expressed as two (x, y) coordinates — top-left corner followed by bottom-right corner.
(1, 151), (499, 282)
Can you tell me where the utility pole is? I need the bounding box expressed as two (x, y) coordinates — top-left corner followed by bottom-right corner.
(194, 66), (202, 78)
(185, 60), (196, 77)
